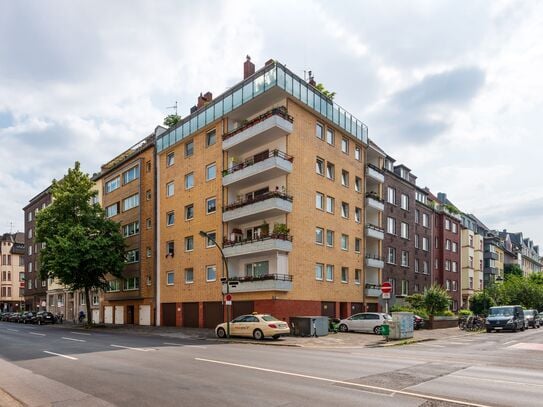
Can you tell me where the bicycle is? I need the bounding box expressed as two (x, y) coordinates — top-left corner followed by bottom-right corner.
(459, 315), (485, 331)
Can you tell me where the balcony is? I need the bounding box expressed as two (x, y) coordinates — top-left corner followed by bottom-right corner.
(365, 192), (385, 211)
(484, 252), (498, 260)
(223, 234), (293, 258)
(223, 191), (293, 223)
(364, 284), (381, 298)
(222, 107), (293, 153)
(222, 274), (293, 294)
(365, 254), (384, 269)
(222, 150), (293, 187)
(366, 164), (385, 183)
(366, 224), (384, 240)
(484, 267), (498, 275)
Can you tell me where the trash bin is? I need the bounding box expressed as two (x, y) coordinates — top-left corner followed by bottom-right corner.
(290, 316), (329, 337)
(390, 312), (414, 339)
(381, 323), (390, 336)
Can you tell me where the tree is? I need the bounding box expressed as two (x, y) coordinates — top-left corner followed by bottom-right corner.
(504, 263), (523, 277)
(469, 291), (496, 316)
(405, 293), (425, 310)
(163, 114), (181, 128)
(36, 162), (125, 326)
(423, 285), (451, 316)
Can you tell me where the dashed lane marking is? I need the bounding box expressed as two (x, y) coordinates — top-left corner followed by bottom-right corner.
(70, 331), (91, 336)
(43, 351), (78, 360)
(29, 332), (46, 336)
(110, 344), (155, 352)
(62, 337), (86, 342)
(6, 328), (19, 332)
(508, 343), (543, 351)
(163, 342), (207, 349)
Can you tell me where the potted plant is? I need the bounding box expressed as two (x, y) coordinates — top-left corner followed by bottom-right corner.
(273, 223), (289, 238)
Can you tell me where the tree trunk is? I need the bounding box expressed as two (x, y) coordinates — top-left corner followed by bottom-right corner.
(85, 287), (92, 327)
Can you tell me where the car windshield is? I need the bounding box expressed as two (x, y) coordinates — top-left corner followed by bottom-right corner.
(488, 307), (514, 317)
(383, 314), (392, 320)
(261, 315), (279, 321)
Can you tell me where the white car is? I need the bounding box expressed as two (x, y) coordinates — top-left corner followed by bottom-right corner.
(338, 312), (391, 334)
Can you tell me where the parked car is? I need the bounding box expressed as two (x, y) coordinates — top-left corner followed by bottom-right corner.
(524, 309), (541, 329)
(35, 311), (56, 325)
(215, 313), (290, 340)
(0, 312), (11, 321)
(20, 311), (37, 324)
(338, 312), (392, 335)
(413, 315), (425, 330)
(485, 305), (525, 332)
(9, 312), (24, 323)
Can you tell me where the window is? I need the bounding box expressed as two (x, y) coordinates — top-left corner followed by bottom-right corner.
(401, 194), (409, 210)
(245, 261), (269, 278)
(206, 129), (216, 146)
(316, 192), (324, 210)
(105, 176), (120, 193)
(445, 260), (451, 271)
(452, 280), (457, 291)
(166, 211), (175, 226)
(206, 163), (216, 181)
(435, 237), (439, 248)
(341, 138), (349, 154)
(401, 280), (409, 296)
(469, 256), (474, 268)
(122, 221), (140, 237)
(326, 128), (334, 145)
(105, 203), (119, 218)
(355, 238), (361, 253)
(326, 264), (334, 281)
(423, 261), (429, 274)
(124, 277), (139, 290)
(415, 209), (420, 224)
(326, 162), (335, 180)
(205, 232), (216, 248)
(341, 234), (348, 251)
(185, 268), (194, 283)
(315, 263), (324, 280)
(452, 223), (457, 233)
(341, 202), (349, 218)
(422, 237), (429, 251)
(445, 219), (451, 230)
(206, 265), (216, 282)
(206, 197), (216, 214)
(185, 236), (194, 251)
(28, 262), (33, 273)
(123, 194), (139, 211)
(28, 211), (32, 222)
(326, 196), (334, 213)
(355, 176), (361, 192)
(166, 152), (175, 167)
(341, 267), (348, 283)
(28, 228), (32, 239)
(469, 235), (474, 247)
(185, 139), (194, 157)
(414, 234), (419, 248)
(341, 170), (349, 187)
(147, 247), (152, 257)
(146, 218), (152, 229)
(146, 189), (151, 200)
(354, 269), (361, 284)
(401, 222), (409, 239)
(401, 251), (409, 267)
(387, 247), (396, 264)
(415, 259), (419, 273)
(185, 172), (194, 189)
(355, 146), (361, 161)
(422, 213), (429, 227)
(166, 182), (175, 197)
(452, 261), (457, 272)
(387, 187), (396, 205)
(445, 239), (451, 250)
(315, 227), (324, 244)
(316, 157), (324, 175)
(166, 241), (175, 256)
(387, 217), (396, 234)
(354, 207), (361, 223)
(125, 249), (140, 263)
(185, 204), (194, 220)
(123, 165), (139, 184)
(167, 272), (174, 285)
(316, 123), (324, 140)
(326, 230), (334, 247)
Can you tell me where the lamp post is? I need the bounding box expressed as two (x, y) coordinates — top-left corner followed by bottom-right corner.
(199, 231), (230, 338)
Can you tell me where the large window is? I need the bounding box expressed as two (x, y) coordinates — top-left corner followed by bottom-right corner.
(123, 165), (139, 184)
(245, 261), (268, 278)
(206, 265), (217, 282)
(185, 172), (195, 189)
(124, 277), (139, 290)
(316, 192), (324, 210)
(122, 221), (140, 237)
(206, 163), (216, 181)
(326, 264), (334, 281)
(106, 203), (119, 218)
(125, 249), (140, 263)
(105, 176), (120, 193)
(315, 263), (324, 280)
(123, 194), (139, 211)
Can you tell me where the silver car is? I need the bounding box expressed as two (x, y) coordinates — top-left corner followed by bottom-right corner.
(338, 312), (392, 335)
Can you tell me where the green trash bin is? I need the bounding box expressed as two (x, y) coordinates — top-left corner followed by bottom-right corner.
(381, 323), (390, 336)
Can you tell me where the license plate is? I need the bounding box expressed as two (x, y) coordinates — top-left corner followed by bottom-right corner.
(494, 327), (502, 330)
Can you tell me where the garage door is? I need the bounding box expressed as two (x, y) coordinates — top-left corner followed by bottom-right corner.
(139, 305), (151, 326)
(162, 303), (176, 326)
(104, 306), (113, 324)
(182, 302), (199, 327)
(203, 302), (223, 329)
(321, 301), (336, 318)
(92, 309), (100, 324)
(233, 301), (254, 318)
(351, 302), (364, 315)
(115, 306), (124, 324)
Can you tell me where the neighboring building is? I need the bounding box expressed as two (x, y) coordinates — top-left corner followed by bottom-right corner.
(483, 231), (505, 286)
(414, 187), (434, 295)
(156, 57), (372, 327)
(0, 232), (25, 312)
(498, 230), (542, 276)
(429, 192), (462, 311)
(93, 132), (162, 325)
(23, 188), (52, 311)
(460, 214), (486, 307)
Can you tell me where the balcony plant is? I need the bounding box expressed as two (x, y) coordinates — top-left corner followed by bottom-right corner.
(260, 221), (269, 236)
(273, 223), (289, 237)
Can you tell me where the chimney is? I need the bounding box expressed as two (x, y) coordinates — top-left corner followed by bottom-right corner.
(244, 55), (255, 79)
(203, 91), (212, 102)
(190, 105), (197, 114)
(308, 70), (316, 86)
(197, 93), (206, 109)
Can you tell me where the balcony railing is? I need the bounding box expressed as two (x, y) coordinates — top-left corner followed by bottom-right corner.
(222, 273), (293, 293)
(223, 190), (293, 212)
(365, 254), (384, 261)
(223, 149), (293, 176)
(226, 274), (293, 283)
(366, 163), (385, 183)
(365, 192), (384, 203)
(366, 223), (384, 233)
(222, 107), (293, 141)
(223, 233), (293, 248)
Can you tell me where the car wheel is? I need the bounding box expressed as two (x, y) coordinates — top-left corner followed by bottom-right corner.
(520, 324), (525, 332)
(216, 327), (226, 338)
(272, 335), (280, 340)
(253, 329), (264, 340)
(373, 326), (382, 335)
(339, 324), (349, 333)
(38, 320), (42, 326)
(486, 328), (492, 333)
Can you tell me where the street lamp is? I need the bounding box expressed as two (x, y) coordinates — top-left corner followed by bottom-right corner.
(199, 231), (230, 338)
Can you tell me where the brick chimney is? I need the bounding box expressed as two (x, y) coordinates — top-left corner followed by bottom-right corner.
(244, 55), (255, 79)
(196, 92), (213, 109)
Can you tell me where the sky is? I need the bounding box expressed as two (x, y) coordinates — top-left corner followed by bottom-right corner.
(1, 0), (542, 246)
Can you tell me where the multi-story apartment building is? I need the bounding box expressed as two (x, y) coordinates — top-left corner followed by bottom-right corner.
(23, 188), (52, 311)
(156, 57), (372, 327)
(429, 192), (462, 311)
(414, 187), (434, 294)
(93, 132), (161, 325)
(498, 230), (542, 276)
(1, 233), (25, 312)
(483, 231), (505, 286)
(460, 214), (485, 307)
(382, 157), (426, 305)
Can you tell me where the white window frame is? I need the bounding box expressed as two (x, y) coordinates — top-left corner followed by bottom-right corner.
(206, 163), (216, 181)
(167, 271), (174, 285)
(166, 181), (175, 197)
(206, 265), (217, 282)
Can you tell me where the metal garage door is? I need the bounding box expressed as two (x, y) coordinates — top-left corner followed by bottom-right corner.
(115, 306), (124, 324)
(182, 302), (199, 327)
(104, 306), (113, 324)
(351, 302), (364, 315)
(162, 303), (176, 327)
(203, 302), (223, 329)
(232, 301), (254, 318)
(139, 305), (151, 326)
(321, 301), (336, 318)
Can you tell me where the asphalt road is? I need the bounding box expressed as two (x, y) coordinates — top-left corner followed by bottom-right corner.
(1, 321), (542, 406)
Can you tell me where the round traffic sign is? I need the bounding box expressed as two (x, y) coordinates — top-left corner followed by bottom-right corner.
(225, 294), (232, 302)
(381, 282), (392, 294)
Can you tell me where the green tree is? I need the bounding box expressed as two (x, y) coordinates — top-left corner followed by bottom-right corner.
(36, 162), (125, 326)
(504, 263), (523, 277)
(423, 285), (451, 316)
(469, 291), (496, 316)
(163, 114), (181, 127)
(405, 293), (425, 310)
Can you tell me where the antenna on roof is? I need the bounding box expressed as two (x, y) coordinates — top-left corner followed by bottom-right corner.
(9, 221), (13, 234)
(166, 101), (178, 116)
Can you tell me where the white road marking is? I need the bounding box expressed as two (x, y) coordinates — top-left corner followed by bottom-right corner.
(43, 351), (78, 360)
(503, 340), (517, 345)
(163, 342), (184, 346)
(29, 332), (46, 336)
(110, 344), (154, 352)
(185, 345), (207, 348)
(6, 328), (19, 332)
(70, 331), (91, 336)
(195, 358), (492, 407)
(163, 342), (207, 348)
(452, 374), (543, 388)
(62, 337), (86, 342)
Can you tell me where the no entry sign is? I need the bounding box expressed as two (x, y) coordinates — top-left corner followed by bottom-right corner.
(381, 282), (392, 294)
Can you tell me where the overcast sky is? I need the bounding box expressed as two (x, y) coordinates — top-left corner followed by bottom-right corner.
(1, 0), (542, 247)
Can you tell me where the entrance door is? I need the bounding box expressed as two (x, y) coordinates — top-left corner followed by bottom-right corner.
(92, 309), (100, 324)
(114, 306), (124, 324)
(104, 306), (113, 324)
(139, 305), (151, 326)
(127, 305), (134, 324)
(162, 303), (176, 327)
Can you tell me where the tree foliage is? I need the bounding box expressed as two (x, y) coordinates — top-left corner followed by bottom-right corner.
(504, 263), (523, 277)
(164, 114), (181, 127)
(314, 83), (336, 100)
(423, 285), (452, 316)
(469, 291), (496, 316)
(36, 162), (125, 326)
(475, 274), (543, 312)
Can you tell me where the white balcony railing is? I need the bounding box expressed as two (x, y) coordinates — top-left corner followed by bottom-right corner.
(222, 191), (292, 223)
(366, 164), (384, 183)
(365, 224), (384, 240)
(222, 274), (293, 293)
(222, 234), (293, 258)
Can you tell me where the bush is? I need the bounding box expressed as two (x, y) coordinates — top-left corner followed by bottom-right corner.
(423, 285), (452, 316)
(435, 310), (455, 317)
(458, 309), (472, 316)
(469, 291), (496, 316)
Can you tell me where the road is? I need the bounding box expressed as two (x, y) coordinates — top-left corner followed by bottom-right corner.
(1, 321), (542, 406)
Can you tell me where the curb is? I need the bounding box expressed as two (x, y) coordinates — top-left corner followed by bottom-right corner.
(0, 387), (24, 407)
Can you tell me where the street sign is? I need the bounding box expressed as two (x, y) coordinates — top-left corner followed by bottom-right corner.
(225, 294), (232, 302)
(381, 282), (392, 294)
(382, 292), (391, 299)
